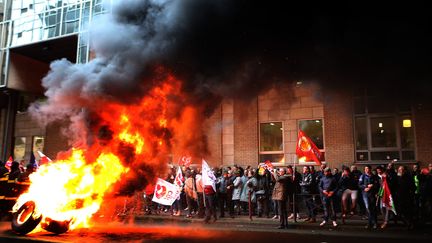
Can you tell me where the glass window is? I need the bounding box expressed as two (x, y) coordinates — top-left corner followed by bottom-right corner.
(259, 122), (283, 163)
(32, 136), (45, 154)
(259, 154), (284, 164)
(370, 151), (399, 161)
(400, 116), (414, 149)
(355, 117), (367, 150)
(299, 119), (324, 149)
(370, 117), (397, 148)
(13, 136), (26, 161)
(353, 90), (416, 163)
(260, 122), (283, 152)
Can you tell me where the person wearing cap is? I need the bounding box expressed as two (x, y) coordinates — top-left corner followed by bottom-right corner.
(319, 167), (338, 227)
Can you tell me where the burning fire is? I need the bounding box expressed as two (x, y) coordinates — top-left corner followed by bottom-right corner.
(14, 149), (128, 231)
(12, 72), (195, 234)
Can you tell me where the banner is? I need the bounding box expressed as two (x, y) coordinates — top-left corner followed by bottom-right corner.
(179, 156), (192, 167)
(152, 178), (181, 206)
(174, 166), (184, 187)
(202, 159), (216, 192)
(296, 130), (322, 165)
(259, 160), (274, 172)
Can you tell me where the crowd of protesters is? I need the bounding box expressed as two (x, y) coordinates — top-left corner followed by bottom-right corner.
(145, 161), (432, 230)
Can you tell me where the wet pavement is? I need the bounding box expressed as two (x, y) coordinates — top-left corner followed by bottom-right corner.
(1, 213), (431, 243)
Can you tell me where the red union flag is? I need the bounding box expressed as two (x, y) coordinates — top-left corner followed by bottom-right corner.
(179, 156), (192, 167)
(296, 130), (322, 165)
(152, 178), (181, 206)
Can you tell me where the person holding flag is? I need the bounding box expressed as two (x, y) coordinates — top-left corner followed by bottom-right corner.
(202, 159), (217, 223)
(172, 166), (184, 216)
(376, 166), (396, 229)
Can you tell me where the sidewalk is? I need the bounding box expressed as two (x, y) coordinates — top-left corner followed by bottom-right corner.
(133, 211), (432, 240)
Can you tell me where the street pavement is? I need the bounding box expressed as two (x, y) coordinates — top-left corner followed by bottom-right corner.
(1, 211), (431, 243)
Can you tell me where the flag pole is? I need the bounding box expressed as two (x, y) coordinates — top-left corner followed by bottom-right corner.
(293, 153), (297, 222)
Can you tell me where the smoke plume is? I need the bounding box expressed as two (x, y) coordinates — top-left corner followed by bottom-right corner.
(30, 0), (432, 195)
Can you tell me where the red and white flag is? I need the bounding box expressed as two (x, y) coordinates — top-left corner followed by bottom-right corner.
(174, 166), (184, 187)
(179, 156), (192, 167)
(261, 160), (274, 171)
(296, 130), (322, 165)
(37, 151), (52, 166)
(202, 159), (216, 192)
(5, 156), (13, 171)
(380, 176), (397, 215)
(152, 178), (181, 206)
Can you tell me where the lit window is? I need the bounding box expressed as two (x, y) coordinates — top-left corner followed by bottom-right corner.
(298, 119), (325, 162)
(259, 122), (283, 163)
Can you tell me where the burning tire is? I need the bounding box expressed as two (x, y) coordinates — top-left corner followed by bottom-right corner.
(11, 201), (42, 235)
(41, 217), (71, 234)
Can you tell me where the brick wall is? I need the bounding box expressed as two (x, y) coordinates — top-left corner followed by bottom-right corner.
(222, 100), (234, 165)
(414, 102), (432, 167)
(203, 104), (222, 167)
(258, 82), (324, 165)
(234, 98), (258, 167)
(323, 88), (355, 169)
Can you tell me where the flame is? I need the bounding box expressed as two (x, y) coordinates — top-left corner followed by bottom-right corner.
(13, 71), (196, 234)
(14, 149), (128, 230)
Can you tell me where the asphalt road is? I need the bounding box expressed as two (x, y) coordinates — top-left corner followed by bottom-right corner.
(1, 214), (432, 243)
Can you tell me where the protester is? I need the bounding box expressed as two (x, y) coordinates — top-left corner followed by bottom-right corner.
(319, 167), (338, 227)
(359, 165), (379, 229)
(272, 167), (291, 229)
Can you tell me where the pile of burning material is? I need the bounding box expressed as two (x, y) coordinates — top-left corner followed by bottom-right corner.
(11, 149), (127, 235)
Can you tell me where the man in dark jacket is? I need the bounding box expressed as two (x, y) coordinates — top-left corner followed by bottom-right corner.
(319, 167), (338, 227)
(359, 165), (379, 229)
(300, 166), (316, 222)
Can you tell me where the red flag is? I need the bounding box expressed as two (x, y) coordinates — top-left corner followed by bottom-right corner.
(179, 156), (192, 167)
(37, 151), (52, 166)
(296, 130), (322, 165)
(5, 156), (13, 171)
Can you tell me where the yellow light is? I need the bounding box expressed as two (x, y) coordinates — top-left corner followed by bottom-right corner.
(403, 119), (411, 128)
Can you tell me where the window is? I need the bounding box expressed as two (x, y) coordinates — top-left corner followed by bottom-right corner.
(13, 137), (26, 162)
(259, 122), (284, 163)
(298, 119), (325, 162)
(354, 89), (415, 162)
(32, 136), (45, 154)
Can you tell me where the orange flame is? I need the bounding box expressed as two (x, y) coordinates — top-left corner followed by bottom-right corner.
(13, 71), (197, 234)
(14, 149), (128, 231)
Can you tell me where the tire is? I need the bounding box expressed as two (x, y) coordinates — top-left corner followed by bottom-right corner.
(41, 217), (71, 234)
(11, 201), (42, 235)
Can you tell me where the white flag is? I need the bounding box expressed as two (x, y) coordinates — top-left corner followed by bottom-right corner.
(174, 166), (184, 187)
(152, 178), (181, 206)
(202, 159), (216, 192)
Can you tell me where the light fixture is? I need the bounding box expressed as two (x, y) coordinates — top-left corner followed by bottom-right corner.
(380, 129), (384, 134)
(270, 123), (275, 126)
(379, 123), (383, 128)
(403, 119), (411, 128)
(315, 120), (320, 123)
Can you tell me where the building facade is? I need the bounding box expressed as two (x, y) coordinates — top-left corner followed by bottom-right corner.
(0, 1), (431, 170)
